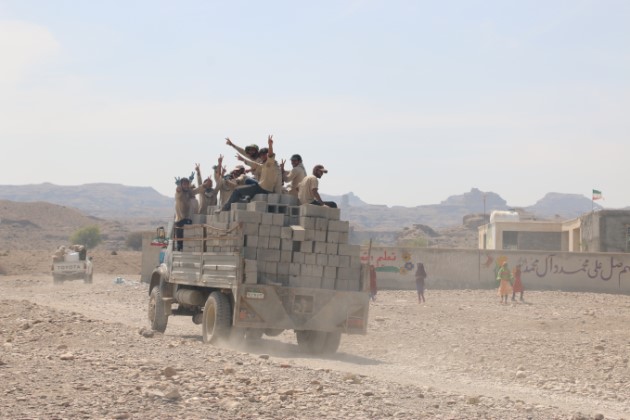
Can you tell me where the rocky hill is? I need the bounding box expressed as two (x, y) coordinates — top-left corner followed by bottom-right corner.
(0, 184), (609, 249)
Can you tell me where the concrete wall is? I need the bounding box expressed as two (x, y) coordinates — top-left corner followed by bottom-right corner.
(361, 246), (630, 294)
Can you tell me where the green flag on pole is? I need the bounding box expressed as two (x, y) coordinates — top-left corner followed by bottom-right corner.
(592, 189), (603, 200)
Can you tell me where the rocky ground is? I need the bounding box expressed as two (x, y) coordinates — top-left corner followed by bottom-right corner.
(1, 269), (629, 419)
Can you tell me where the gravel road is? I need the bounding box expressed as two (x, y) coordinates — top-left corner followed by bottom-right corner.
(1, 273), (629, 419)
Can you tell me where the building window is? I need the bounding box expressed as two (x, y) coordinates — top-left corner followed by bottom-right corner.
(503, 231), (518, 250)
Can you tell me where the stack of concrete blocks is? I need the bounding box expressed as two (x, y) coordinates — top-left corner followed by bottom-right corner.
(199, 193), (363, 291)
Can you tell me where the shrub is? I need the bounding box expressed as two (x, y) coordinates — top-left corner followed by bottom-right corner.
(69, 225), (102, 249)
(126, 232), (143, 251)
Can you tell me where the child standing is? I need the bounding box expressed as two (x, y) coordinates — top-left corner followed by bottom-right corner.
(415, 262), (427, 304)
(496, 261), (513, 304)
(511, 264), (524, 302)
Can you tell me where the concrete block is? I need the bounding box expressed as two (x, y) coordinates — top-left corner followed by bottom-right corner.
(272, 213), (285, 226)
(350, 256), (362, 268)
(313, 241), (327, 254)
(292, 252), (305, 264)
(316, 253), (328, 266)
(327, 220), (350, 233)
(291, 225), (306, 241)
(289, 215), (300, 226)
(324, 266), (337, 279)
(314, 230), (327, 242)
(299, 204), (326, 218)
(327, 231), (340, 244)
(327, 254), (340, 267)
(258, 248), (280, 262)
(338, 243), (360, 257)
(245, 235), (258, 248)
(264, 261), (278, 274)
(299, 216), (317, 230)
(304, 229), (316, 241)
(280, 194), (299, 205)
(232, 210), (262, 224)
(304, 252), (317, 265)
(270, 225), (281, 237)
(338, 266), (361, 281)
(326, 243), (339, 254)
(247, 201), (268, 212)
(244, 259), (258, 284)
(242, 222), (260, 236)
(257, 236), (270, 249)
(300, 241), (314, 253)
(326, 207), (341, 220)
(261, 212), (274, 225)
(277, 262), (290, 276)
(268, 236), (281, 250)
(290, 263), (301, 276)
(191, 214), (206, 224)
(267, 194), (281, 204)
(280, 250), (292, 263)
(281, 239), (294, 251)
(281, 226), (293, 240)
(259, 224), (271, 236)
(338, 255), (350, 268)
(321, 277), (335, 289)
(232, 202), (248, 210)
(315, 217), (328, 231)
(252, 194), (268, 202)
(339, 232), (349, 244)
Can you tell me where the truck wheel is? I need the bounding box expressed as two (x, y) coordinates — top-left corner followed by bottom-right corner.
(53, 274), (63, 285)
(322, 332), (341, 354)
(148, 287), (168, 333)
(84, 273), (93, 284)
(202, 292), (232, 344)
(296, 330), (327, 354)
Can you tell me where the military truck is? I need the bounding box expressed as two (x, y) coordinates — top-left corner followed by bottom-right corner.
(147, 193), (369, 354)
(51, 244), (93, 284)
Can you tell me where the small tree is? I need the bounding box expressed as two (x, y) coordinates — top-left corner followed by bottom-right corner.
(70, 225), (102, 249)
(126, 231), (143, 251)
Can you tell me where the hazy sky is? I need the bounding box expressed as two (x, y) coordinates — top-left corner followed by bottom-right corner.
(1, 1), (628, 208)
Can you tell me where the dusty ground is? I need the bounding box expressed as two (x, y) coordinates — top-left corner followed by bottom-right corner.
(1, 257), (629, 419)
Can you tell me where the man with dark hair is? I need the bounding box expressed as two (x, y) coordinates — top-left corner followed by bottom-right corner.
(297, 164), (337, 208)
(281, 153), (306, 197)
(221, 135), (279, 210)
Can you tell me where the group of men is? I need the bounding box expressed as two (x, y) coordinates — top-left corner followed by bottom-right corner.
(173, 135), (336, 250)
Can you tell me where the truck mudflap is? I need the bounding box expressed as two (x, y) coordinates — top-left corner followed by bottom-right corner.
(233, 284), (369, 334)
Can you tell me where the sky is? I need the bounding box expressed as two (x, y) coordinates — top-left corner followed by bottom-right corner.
(1, 0), (628, 209)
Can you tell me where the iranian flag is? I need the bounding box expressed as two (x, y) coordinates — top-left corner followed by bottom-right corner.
(592, 189), (603, 200)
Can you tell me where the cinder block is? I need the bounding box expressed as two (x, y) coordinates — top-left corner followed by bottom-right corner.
(280, 194), (299, 205)
(247, 201), (268, 212)
(321, 277), (335, 289)
(261, 212), (274, 225)
(314, 230), (327, 242)
(299, 216), (317, 230)
(299, 204), (326, 218)
(327, 220), (350, 233)
(327, 254), (340, 267)
(242, 222), (260, 236)
(313, 241), (327, 254)
(232, 202), (248, 210)
(244, 259), (258, 284)
(292, 251), (305, 264)
(304, 229), (316, 241)
(327, 231), (340, 244)
(337, 266), (361, 281)
(290, 263), (301, 276)
(324, 266), (336, 279)
(280, 226), (293, 239)
(304, 253), (317, 265)
(232, 210), (262, 224)
(267, 194), (281, 204)
(257, 236), (270, 248)
(300, 264), (312, 276)
(277, 262), (290, 276)
(300, 241), (314, 253)
(272, 213), (285, 226)
(339, 232), (349, 244)
(338, 255), (350, 268)
(281, 239), (294, 251)
(325, 207), (341, 220)
(258, 249), (280, 262)
(350, 256), (362, 268)
(259, 224), (271, 236)
(280, 250), (292, 263)
(264, 261), (278, 274)
(191, 214), (206, 224)
(270, 225), (281, 237)
(316, 253), (328, 266)
(291, 225), (306, 241)
(289, 206), (301, 216)
(326, 243), (339, 254)
(268, 236), (281, 250)
(338, 243), (360, 257)
(252, 194), (268, 202)
(315, 217), (328, 231)
(289, 215), (300, 226)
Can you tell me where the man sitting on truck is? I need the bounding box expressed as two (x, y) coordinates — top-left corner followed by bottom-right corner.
(221, 135), (280, 211)
(175, 177), (204, 251)
(298, 164), (337, 208)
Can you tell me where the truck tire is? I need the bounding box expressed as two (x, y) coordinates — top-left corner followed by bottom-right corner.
(297, 331), (342, 354)
(322, 332), (341, 354)
(84, 273), (93, 284)
(53, 274), (63, 285)
(148, 286), (168, 333)
(202, 292), (232, 344)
